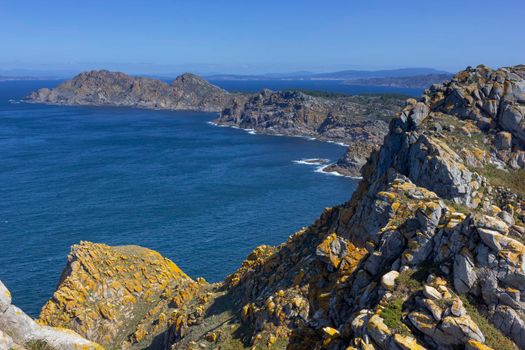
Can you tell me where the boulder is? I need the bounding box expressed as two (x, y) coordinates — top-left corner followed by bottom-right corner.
(0, 281), (11, 313)
(380, 271), (399, 291)
(422, 285), (442, 300)
(0, 281), (103, 350)
(454, 250), (477, 294)
(494, 131), (512, 150)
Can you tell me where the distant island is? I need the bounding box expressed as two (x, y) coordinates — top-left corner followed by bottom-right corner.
(27, 70), (409, 177)
(205, 67), (450, 81)
(343, 73), (453, 89)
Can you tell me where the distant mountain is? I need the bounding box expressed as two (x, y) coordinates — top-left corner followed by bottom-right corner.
(206, 68), (450, 81)
(344, 73), (453, 89)
(0, 75), (60, 82)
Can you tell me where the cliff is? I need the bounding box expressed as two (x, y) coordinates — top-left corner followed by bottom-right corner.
(214, 90), (405, 176)
(3, 64), (524, 350)
(27, 70), (234, 112)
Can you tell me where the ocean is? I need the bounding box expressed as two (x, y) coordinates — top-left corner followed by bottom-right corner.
(0, 80), (361, 316)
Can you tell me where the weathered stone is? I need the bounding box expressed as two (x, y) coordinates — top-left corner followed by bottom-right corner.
(466, 339), (494, 350)
(392, 333), (427, 350)
(450, 298), (466, 317)
(454, 250), (477, 294)
(498, 210), (515, 226)
(494, 131), (512, 150)
(422, 285), (442, 301)
(367, 314), (391, 347)
(492, 305), (525, 349)
(380, 271), (399, 291)
(0, 282), (102, 350)
(0, 330), (14, 350)
(0, 281), (11, 313)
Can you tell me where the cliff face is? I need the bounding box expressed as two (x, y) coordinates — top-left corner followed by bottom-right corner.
(28, 70), (234, 112)
(4, 65), (525, 350)
(37, 242), (210, 350)
(214, 90), (405, 176)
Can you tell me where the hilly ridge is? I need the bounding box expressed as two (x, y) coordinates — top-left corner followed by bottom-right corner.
(1, 64), (524, 349)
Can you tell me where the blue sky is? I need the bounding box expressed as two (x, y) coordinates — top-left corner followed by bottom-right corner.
(1, 0), (524, 74)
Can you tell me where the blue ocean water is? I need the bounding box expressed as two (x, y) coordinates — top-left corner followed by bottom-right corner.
(0, 81), (358, 316)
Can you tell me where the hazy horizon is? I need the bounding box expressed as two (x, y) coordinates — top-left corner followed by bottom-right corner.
(1, 0), (524, 77)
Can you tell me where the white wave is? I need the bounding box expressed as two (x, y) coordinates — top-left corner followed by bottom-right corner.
(326, 140), (349, 147)
(313, 163), (363, 179)
(292, 158), (329, 165)
(207, 121), (230, 128)
(8, 99), (21, 104)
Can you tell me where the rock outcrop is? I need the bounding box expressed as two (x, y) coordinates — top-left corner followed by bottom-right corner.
(37, 242), (210, 350)
(214, 90), (405, 176)
(27, 70), (235, 112)
(6, 64), (525, 349)
(0, 280), (102, 349)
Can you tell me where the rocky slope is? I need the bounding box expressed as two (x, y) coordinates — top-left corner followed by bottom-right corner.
(3, 64), (524, 350)
(0, 280), (102, 349)
(214, 90), (405, 176)
(27, 70), (235, 112)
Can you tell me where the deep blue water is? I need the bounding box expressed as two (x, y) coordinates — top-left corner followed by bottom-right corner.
(0, 81), (358, 316)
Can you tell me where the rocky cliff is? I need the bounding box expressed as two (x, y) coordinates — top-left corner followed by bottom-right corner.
(214, 90), (405, 176)
(4, 64), (525, 350)
(28, 70), (234, 112)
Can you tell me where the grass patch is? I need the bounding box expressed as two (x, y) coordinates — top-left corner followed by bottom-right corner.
(460, 295), (518, 350)
(477, 165), (525, 197)
(295, 90), (349, 98)
(443, 199), (471, 215)
(396, 269), (423, 294)
(381, 298), (411, 336)
(26, 340), (55, 350)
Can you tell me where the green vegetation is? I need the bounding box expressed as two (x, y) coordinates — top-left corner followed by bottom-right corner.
(26, 340), (56, 350)
(396, 269), (423, 294)
(294, 89), (349, 98)
(443, 199), (471, 215)
(477, 164), (525, 196)
(360, 92), (413, 100)
(460, 295), (518, 350)
(381, 297), (411, 336)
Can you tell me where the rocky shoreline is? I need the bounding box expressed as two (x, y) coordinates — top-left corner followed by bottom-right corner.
(27, 71), (407, 177)
(213, 89), (406, 177)
(2, 64), (524, 349)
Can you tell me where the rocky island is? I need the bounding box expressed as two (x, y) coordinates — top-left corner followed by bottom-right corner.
(3, 64), (524, 349)
(28, 70), (235, 112)
(27, 70), (407, 177)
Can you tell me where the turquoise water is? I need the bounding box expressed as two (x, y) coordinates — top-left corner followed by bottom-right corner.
(0, 81), (357, 316)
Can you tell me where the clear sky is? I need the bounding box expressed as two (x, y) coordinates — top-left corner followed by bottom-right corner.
(1, 0), (524, 74)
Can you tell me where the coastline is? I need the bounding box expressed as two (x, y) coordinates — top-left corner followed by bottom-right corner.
(207, 120), (361, 178)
